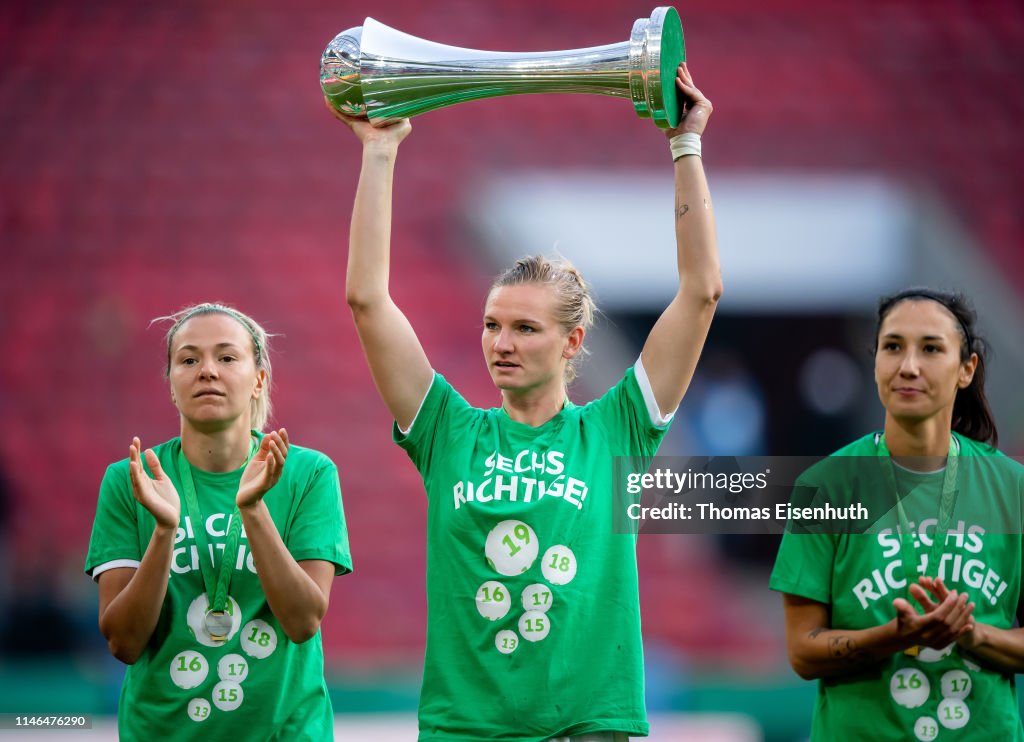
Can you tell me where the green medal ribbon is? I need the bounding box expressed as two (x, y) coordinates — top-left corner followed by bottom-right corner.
(175, 437), (256, 640)
(875, 432), (960, 655)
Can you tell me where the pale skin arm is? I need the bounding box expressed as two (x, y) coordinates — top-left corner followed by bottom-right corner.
(236, 429), (336, 644)
(98, 438), (179, 664)
(783, 580), (974, 680)
(327, 100), (433, 431)
(919, 575), (1024, 674)
(641, 63), (723, 415)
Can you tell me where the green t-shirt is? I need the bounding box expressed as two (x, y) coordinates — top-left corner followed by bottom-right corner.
(85, 434), (352, 741)
(395, 366), (670, 742)
(770, 432), (1024, 741)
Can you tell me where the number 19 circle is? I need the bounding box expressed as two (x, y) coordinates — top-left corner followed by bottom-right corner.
(485, 520), (538, 576)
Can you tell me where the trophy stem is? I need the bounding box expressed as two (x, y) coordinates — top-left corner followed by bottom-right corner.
(361, 40), (633, 123)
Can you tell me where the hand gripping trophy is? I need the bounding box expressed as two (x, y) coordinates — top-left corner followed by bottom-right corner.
(321, 7), (686, 128)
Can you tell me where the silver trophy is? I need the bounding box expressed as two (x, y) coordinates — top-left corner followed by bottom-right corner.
(321, 7), (685, 129)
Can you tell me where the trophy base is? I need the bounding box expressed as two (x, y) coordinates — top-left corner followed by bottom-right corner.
(633, 6), (686, 129)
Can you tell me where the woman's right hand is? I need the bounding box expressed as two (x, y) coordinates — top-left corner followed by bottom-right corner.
(128, 437), (180, 530)
(324, 97), (411, 149)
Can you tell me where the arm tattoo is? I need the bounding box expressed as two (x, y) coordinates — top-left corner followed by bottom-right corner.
(807, 627), (827, 639)
(675, 203), (690, 220)
(829, 635), (871, 664)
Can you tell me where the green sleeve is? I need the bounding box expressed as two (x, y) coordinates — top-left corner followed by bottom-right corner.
(769, 528), (837, 605)
(84, 460), (145, 577)
(393, 372), (476, 486)
(285, 454), (352, 576)
(586, 366), (669, 459)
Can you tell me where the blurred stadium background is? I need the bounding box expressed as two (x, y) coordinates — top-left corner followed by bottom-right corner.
(1, 0), (1022, 739)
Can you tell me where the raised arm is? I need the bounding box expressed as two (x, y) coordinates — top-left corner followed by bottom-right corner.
(641, 63), (722, 415)
(783, 581), (974, 680)
(328, 101), (433, 430)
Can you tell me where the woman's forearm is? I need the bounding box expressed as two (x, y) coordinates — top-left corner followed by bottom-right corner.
(960, 623), (1024, 674)
(99, 524), (175, 664)
(239, 501), (329, 643)
(787, 620), (911, 679)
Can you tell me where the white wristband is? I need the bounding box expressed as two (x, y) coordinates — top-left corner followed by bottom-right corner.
(669, 132), (701, 161)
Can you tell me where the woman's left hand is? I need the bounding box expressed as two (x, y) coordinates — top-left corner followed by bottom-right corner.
(664, 62), (713, 139)
(917, 575), (981, 648)
(237, 428), (289, 509)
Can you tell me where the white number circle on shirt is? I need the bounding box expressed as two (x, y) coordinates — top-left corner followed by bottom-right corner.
(890, 668), (929, 709)
(940, 669), (971, 700)
(241, 619), (278, 659)
(218, 653), (250, 683)
(495, 630), (519, 655)
(170, 650), (209, 690)
(937, 698), (969, 730)
(521, 583), (554, 613)
(518, 610), (551, 642)
(475, 580), (511, 621)
(188, 698), (211, 723)
(485, 520), (539, 576)
(541, 545), (577, 585)
(913, 716), (938, 741)
(916, 643), (954, 663)
(185, 594), (242, 648)
(212, 680), (244, 712)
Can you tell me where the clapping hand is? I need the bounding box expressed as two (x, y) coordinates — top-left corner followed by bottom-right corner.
(915, 576), (983, 649)
(128, 437), (180, 529)
(236, 429), (289, 509)
(892, 577), (976, 650)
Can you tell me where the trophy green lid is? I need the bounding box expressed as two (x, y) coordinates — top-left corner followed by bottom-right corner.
(658, 7), (686, 128)
(628, 7), (687, 128)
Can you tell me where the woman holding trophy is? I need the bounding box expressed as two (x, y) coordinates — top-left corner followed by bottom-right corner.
(330, 54), (718, 741)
